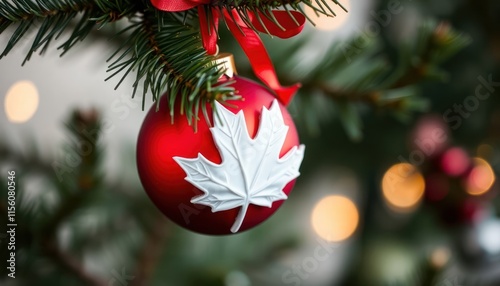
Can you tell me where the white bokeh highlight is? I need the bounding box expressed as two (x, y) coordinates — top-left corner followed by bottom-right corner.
(4, 80), (39, 123)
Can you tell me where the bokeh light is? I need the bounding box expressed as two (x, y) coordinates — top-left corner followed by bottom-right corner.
(440, 147), (470, 177)
(412, 115), (449, 157)
(478, 220), (500, 254)
(4, 80), (39, 123)
(466, 158), (495, 196)
(382, 163), (425, 212)
(311, 195), (359, 242)
(430, 247), (450, 269)
(304, 0), (351, 31)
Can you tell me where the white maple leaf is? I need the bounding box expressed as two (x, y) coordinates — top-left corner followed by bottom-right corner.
(174, 99), (305, 233)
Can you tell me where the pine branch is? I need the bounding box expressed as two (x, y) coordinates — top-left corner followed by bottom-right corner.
(0, 0), (137, 63)
(276, 21), (470, 139)
(305, 22), (469, 105)
(214, 0), (347, 15)
(0, 0), (346, 127)
(36, 109), (105, 285)
(0, 189), (107, 286)
(105, 9), (238, 126)
(208, 0), (347, 37)
(386, 22), (471, 89)
(42, 109), (103, 235)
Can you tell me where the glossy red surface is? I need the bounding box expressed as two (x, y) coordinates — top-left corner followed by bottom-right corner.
(136, 76), (301, 235)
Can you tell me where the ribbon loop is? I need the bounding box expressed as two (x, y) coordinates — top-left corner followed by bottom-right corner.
(151, 0), (210, 11)
(150, 1), (305, 106)
(223, 9), (302, 105)
(239, 10), (306, 39)
(198, 6), (218, 55)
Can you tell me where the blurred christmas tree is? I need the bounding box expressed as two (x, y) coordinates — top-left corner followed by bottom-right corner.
(1, 0), (499, 285)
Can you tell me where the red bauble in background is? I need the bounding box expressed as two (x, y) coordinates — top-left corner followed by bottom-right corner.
(136, 76), (304, 235)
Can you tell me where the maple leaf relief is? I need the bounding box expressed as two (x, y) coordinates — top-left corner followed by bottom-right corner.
(174, 99), (305, 233)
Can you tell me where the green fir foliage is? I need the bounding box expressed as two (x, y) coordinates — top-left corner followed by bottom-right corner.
(0, 0), (344, 126)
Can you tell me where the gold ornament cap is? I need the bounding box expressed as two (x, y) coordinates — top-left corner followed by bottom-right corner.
(214, 53), (237, 78)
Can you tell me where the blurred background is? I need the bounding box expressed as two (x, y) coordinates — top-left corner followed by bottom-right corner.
(1, 0), (500, 285)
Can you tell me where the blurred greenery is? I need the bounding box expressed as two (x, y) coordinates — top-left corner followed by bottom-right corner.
(1, 0), (500, 285)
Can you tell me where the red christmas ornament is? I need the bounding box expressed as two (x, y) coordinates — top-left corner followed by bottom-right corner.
(136, 73), (305, 235)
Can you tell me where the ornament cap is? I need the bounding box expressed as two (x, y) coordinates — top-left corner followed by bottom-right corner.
(215, 53), (237, 78)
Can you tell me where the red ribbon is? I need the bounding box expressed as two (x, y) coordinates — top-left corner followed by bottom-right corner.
(150, 0), (210, 11)
(150, 0), (305, 106)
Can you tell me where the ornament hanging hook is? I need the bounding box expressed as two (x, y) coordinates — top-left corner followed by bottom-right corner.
(214, 52), (237, 78)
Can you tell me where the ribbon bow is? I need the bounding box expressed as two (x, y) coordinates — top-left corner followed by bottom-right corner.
(150, 0), (305, 106)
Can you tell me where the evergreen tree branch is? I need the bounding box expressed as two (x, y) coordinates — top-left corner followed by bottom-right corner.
(305, 22), (469, 106)
(208, 1), (346, 34)
(214, 0), (346, 15)
(1, 116), (101, 284)
(41, 109), (103, 236)
(275, 21), (470, 138)
(0, 0), (346, 127)
(106, 9), (238, 126)
(0, 194), (107, 286)
(0, 0), (138, 63)
(36, 109), (105, 285)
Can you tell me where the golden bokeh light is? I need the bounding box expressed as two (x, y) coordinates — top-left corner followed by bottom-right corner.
(311, 195), (359, 242)
(466, 158), (495, 196)
(304, 0), (351, 31)
(4, 80), (39, 123)
(382, 163), (425, 212)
